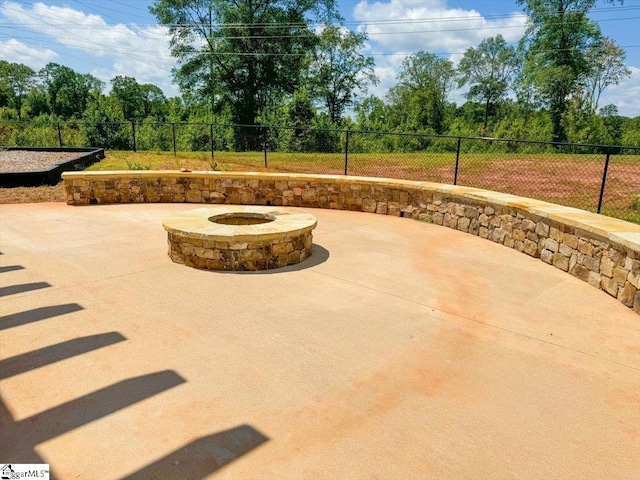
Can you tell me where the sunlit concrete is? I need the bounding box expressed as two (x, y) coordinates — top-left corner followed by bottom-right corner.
(1, 202), (638, 479)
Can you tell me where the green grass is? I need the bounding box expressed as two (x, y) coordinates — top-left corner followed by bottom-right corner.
(79, 150), (640, 224)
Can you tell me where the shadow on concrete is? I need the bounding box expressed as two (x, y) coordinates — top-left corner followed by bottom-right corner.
(0, 265), (25, 273)
(216, 244), (330, 276)
(0, 304), (83, 331)
(121, 425), (269, 480)
(16, 371), (186, 445)
(0, 282), (51, 297)
(0, 332), (127, 380)
(1, 371), (186, 475)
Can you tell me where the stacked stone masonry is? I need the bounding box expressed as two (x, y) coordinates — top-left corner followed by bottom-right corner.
(167, 231), (313, 271)
(63, 171), (640, 314)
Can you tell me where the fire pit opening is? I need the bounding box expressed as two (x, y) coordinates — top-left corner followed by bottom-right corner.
(209, 212), (276, 226)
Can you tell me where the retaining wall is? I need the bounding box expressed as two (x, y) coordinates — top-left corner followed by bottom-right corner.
(63, 171), (640, 314)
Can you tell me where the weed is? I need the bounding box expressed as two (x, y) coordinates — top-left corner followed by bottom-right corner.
(126, 160), (151, 170)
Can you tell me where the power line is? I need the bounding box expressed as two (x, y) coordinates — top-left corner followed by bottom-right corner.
(3, 4), (640, 28)
(2, 16), (637, 43)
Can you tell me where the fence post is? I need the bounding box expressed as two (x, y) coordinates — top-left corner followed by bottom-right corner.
(57, 122), (63, 147)
(263, 127), (268, 168)
(172, 123), (177, 156)
(344, 129), (350, 176)
(454, 137), (461, 185)
(597, 149), (611, 214)
(131, 121), (137, 152)
(210, 124), (215, 161)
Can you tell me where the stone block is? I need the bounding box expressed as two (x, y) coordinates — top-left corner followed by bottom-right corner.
(272, 242), (294, 254)
(504, 237), (515, 248)
(558, 243), (574, 257)
(552, 253), (570, 271)
(479, 226), (489, 239)
(484, 206), (495, 216)
(464, 206), (479, 219)
(569, 252), (578, 272)
(613, 267), (628, 285)
(563, 234), (578, 249)
(550, 226), (561, 242)
(545, 238), (559, 253)
(600, 257), (615, 277)
(515, 241), (524, 253)
(479, 213), (489, 227)
(578, 239), (593, 255)
(601, 277), (619, 297)
(541, 249), (554, 264)
(608, 248), (624, 266)
(618, 282), (637, 307)
(458, 217), (470, 233)
(535, 221), (550, 237)
(628, 270), (640, 289)
(524, 239), (539, 257)
(301, 189), (316, 201)
(513, 229), (526, 242)
(588, 271), (602, 288)
(433, 212), (444, 225)
(492, 227), (507, 244)
(634, 290), (640, 314)
(376, 202), (388, 215)
(455, 205), (465, 216)
(521, 218), (536, 232)
(570, 263), (590, 282)
(469, 219), (480, 236)
(362, 198), (376, 213)
(583, 255), (600, 272)
(628, 257), (640, 273)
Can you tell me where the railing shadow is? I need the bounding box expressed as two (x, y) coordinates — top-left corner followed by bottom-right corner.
(0, 282), (50, 297)
(0, 304), (84, 331)
(0, 332), (127, 380)
(0, 265), (24, 273)
(121, 425), (269, 479)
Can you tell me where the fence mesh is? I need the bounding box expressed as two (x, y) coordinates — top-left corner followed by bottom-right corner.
(1, 120), (638, 223)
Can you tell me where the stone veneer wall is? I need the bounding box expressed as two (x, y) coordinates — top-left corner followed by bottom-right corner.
(63, 171), (640, 314)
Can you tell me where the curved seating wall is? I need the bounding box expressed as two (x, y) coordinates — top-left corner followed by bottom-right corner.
(62, 171), (640, 314)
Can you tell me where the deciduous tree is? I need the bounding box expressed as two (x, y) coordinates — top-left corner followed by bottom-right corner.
(517, 0), (622, 142)
(458, 35), (517, 131)
(306, 26), (377, 124)
(150, 0), (339, 149)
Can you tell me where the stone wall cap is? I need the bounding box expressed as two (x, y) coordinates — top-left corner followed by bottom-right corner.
(163, 205), (317, 242)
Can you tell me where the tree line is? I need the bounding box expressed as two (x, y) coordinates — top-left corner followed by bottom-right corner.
(1, 0), (638, 152)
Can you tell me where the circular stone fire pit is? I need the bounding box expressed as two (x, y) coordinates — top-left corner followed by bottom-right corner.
(162, 206), (317, 271)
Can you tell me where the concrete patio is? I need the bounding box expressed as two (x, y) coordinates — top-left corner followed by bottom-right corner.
(1, 202), (638, 479)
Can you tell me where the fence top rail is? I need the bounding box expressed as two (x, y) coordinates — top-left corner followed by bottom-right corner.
(2, 120), (639, 152)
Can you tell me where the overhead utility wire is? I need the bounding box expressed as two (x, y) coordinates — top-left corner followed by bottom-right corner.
(3, 15), (636, 41)
(3, 4), (639, 28)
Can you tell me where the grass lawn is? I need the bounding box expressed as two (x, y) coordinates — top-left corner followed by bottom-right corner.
(2, 150), (638, 224)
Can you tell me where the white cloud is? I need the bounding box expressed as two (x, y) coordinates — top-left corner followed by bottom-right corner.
(598, 66), (640, 117)
(0, 38), (58, 67)
(354, 0), (527, 54)
(0, 1), (176, 95)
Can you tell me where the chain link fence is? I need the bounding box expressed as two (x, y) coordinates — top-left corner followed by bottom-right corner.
(1, 120), (639, 222)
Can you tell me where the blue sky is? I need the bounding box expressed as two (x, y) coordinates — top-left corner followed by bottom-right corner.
(1, 0), (639, 116)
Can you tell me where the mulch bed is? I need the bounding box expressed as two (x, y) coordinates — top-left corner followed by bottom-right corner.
(0, 150), (81, 173)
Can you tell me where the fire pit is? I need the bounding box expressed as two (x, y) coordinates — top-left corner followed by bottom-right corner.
(163, 206), (317, 271)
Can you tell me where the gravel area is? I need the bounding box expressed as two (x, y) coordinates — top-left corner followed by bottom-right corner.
(0, 150), (81, 173)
